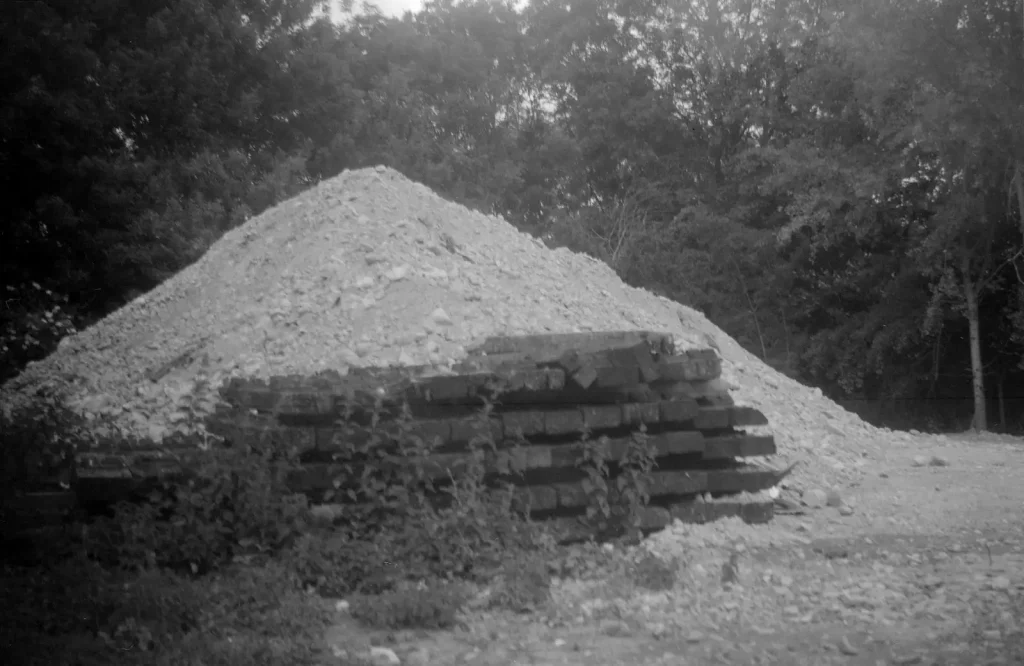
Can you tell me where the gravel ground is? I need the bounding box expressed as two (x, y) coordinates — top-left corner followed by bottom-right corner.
(325, 431), (1024, 666)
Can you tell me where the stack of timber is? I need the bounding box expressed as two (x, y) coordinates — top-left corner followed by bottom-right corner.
(73, 331), (790, 541)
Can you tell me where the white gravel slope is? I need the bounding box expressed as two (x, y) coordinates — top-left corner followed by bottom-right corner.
(2, 165), (898, 490)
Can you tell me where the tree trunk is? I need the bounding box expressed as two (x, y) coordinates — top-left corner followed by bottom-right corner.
(962, 258), (988, 431)
(999, 371), (1006, 432)
(1016, 160), (1024, 242)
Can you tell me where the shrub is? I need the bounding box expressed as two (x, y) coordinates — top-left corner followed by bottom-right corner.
(195, 560), (332, 640)
(287, 527), (397, 596)
(377, 483), (540, 584)
(348, 581), (471, 630)
(1, 398), (101, 544)
(288, 476), (542, 597)
(1, 549), (334, 666)
(1, 398), (91, 498)
(84, 444), (310, 575)
(293, 391), (543, 594)
(0, 281), (78, 383)
(0, 552), (119, 636)
(489, 553), (552, 612)
(103, 567), (212, 641)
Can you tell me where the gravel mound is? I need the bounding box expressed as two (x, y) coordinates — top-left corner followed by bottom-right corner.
(1, 165), (897, 488)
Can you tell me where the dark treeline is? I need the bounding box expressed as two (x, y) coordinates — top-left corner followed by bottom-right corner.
(3, 0), (1024, 433)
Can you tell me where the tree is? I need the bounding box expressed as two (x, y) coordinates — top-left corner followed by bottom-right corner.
(879, 0), (1024, 430)
(0, 0), (337, 378)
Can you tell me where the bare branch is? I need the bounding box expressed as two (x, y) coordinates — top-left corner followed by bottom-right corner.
(981, 247), (1024, 291)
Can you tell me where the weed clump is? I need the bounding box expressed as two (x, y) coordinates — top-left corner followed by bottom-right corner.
(82, 444), (310, 575)
(489, 553), (552, 612)
(0, 552), (334, 666)
(349, 581), (471, 630)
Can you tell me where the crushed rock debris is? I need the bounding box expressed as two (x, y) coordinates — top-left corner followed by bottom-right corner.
(639, 517), (810, 560)
(2, 165), (908, 492)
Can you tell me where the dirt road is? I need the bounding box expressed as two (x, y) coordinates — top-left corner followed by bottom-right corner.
(326, 433), (1024, 665)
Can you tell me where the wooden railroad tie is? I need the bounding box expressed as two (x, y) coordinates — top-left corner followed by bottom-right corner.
(72, 331), (785, 539)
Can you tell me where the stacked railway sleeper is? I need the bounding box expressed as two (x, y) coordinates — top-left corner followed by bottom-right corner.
(72, 331), (791, 542)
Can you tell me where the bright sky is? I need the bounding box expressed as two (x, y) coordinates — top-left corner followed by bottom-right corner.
(331, 0), (426, 20)
(371, 0), (425, 16)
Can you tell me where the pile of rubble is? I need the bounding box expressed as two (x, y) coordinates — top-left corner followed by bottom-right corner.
(2, 166), (899, 499)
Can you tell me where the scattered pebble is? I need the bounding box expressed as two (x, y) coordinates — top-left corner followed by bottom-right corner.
(384, 265), (410, 281)
(803, 489), (828, 508)
(837, 636), (859, 655)
(369, 646), (401, 665)
(600, 620), (632, 637)
(647, 621), (668, 639)
(989, 576), (1011, 590)
(430, 307), (453, 325)
(404, 647), (430, 666)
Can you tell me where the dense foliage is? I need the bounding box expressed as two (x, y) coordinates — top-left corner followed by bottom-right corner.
(3, 0), (1024, 431)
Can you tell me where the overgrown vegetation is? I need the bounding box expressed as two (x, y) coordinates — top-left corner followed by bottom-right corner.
(348, 582), (472, 630)
(82, 444), (311, 575)
(0, 380), (669, 663)
(1, 552), (337, 666)
(576, 424), (658, 541)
